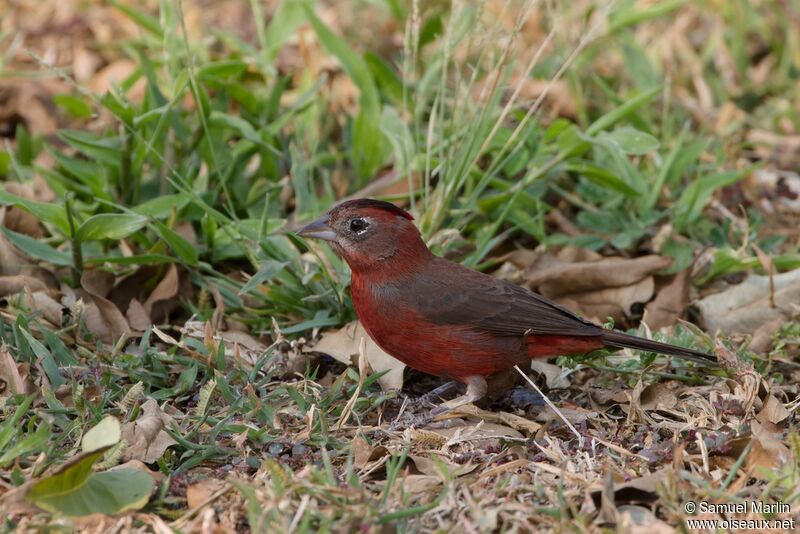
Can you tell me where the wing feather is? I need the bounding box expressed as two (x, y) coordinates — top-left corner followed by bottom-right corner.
(405, 259), (603, 338)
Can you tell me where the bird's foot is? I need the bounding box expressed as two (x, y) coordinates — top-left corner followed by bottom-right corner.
(388, 376), (488, 430)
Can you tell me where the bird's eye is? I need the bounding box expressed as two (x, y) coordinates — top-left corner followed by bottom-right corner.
(349, 218), (369, 233)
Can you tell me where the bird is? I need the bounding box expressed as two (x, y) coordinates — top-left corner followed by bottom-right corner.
(297, 198), (718, 413)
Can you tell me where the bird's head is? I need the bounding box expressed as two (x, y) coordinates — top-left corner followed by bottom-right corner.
(297, 199), (430, 273)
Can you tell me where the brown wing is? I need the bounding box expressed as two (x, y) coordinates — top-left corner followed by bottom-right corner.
(404, 258), (603, 338)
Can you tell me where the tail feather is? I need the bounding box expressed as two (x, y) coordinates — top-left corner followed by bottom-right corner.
(602, 331), (718, 367)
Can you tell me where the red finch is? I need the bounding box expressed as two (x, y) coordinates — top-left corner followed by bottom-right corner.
(298, 199), (717, 411)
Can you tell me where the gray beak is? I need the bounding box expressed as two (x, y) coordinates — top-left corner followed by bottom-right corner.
(297, 215), (337, 242)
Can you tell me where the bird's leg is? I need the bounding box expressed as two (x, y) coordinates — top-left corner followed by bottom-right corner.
(414, 380), (461, 406)
(388, 377), (486, 430)
(429, 375), (487, 416)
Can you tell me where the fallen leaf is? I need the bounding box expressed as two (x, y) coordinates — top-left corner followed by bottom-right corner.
(126, 298), (150, 331)
(423, 421), (525, 449)
(748, 317), (783, 354)
(309, 320), (405, 391)
(756, 395), (790, 425)
(496, 248), (672, 324)
(0, 275), (47, 295)
(644, 269), (691, 330)
(409, 454), (476, 477)
(638, 383), (678, 412)
(0, 345), (33, 395)
(81, 269), (115, 299)
(351, 435), (388, 469)
(529, 360), (569, 389)
(121, 398), (177, 464)
(186, 478), (227, 509)
(143, 264), (179, 314)
(3, 182), (44, 237)
(695, 268), (800, 334)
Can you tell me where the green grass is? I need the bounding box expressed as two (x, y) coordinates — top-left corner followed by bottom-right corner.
(1, 0), (799, 530)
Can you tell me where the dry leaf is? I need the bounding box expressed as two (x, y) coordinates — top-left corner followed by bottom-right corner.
(638, 383), (678, 411)
(756, 395), (790, 425)
(0, 345), (33, 395)
(309, 320), (404, 390)
(409, 453), (476, 477)
(81, 269), (115, 298)
(423, 421), (525, 449)
(121, 398), (177, 464)
(496, 248), (672, 324)
(351, 435), (388, 469)
(126, 298), (150, 331)
(143, 264), (179, 314)
(186, 478), (227, 509)
(529, 360), (569, 389)
(3, 183), (44, 238)
(0, 275), (47, 295)
(695, 268), (800, 334)
(644, 269), (691, 330)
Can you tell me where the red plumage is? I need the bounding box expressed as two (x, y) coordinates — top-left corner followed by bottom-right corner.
(299, 199), (717, 406)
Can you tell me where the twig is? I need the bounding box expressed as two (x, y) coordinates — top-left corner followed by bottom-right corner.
(514, 365), (583, 446)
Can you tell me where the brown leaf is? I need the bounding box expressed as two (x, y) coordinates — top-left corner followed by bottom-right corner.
(143, 264), (179, 313)
(644, 269), (691, 330)
(695, 268), (800, 334)
(0, 275), (47, 295)
(22, 290), (63, 327)
(559, 276), (656, 324)
(126, 298), (150, 331)
(121, 398), (177, 464)
(3, 182), (44, 237)
(409, 453), (476, 477)
(748, 317), (783, 354)
(89, 294), (131, 342)
(638, 383), (678, 412)
(81, 269), (115, 298)
(534, 255), (671, 299)
(529, 359), (570, 389)
(186, 478), (227, 510)
(351, 435), (388, 469)
(309, 321), (405, 390)
(756, 394), (790, 424)
(0, 345), (33, 395)
(422, 421), (525, 449)
(0, 233), (25, 276)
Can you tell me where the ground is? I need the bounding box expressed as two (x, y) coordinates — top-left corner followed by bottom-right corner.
(0, 0), (799, 532)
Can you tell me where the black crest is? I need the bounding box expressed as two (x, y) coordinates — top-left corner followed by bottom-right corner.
(334, 198), (414, 220)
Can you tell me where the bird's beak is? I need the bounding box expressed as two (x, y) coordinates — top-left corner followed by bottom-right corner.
(297, 215), (337, 242)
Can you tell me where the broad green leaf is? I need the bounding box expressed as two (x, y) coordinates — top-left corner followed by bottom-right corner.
(82, 416), (122, 453)
(586, 85), (662, 136)
(26, 416), (152, 516)
(109, 0), (163, 37)
(602, 127), (660, 155)
(59, 131), (122, 167)
(0, 190), (69, 234)
(152, 221), (199, 265)
(566, 161), (640, 196)
(263, 0), (309, 59)
(133, 193), (191, 218)
(28, 460), (153, 516)
(673, 167), (752, 230)
(52, 94), (92, 119)
(19, 328), (64, 388)
(0, 227), (72, 266)
(209, 111), (266, 147)
(240, 260), (289, 294)
(76, 213), (148, 242)
(197, 60), (248, 80)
